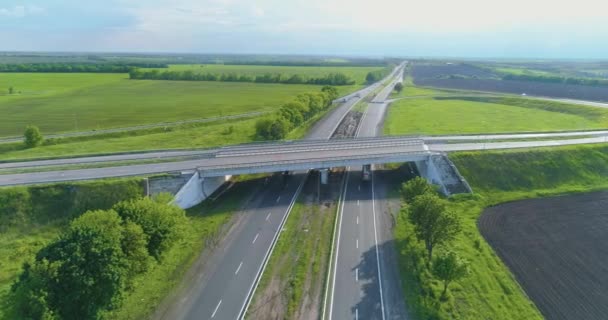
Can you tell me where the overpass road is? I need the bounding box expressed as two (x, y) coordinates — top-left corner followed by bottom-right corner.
(157, 63), (406, 320)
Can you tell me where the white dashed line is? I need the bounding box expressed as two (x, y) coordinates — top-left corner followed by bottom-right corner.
(356, 216), (359, 225)
(356, 308), (359, 320)
(235, 262), (243, 275)
(265, 212), (271, 221)
(252, 233), (259, 244)
(276, 196), (281, 203)
(356, 239), (359, 249)
(212, 300), (222, 318)
(357, 199), (360, 206)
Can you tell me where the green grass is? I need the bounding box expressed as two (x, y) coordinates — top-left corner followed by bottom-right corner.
(394, 143), (608, 319)
(384, 97), (608, 135)
(0, 72), (358, 137)
(0, 117), (258, 160)
(148, 64), (383, 85)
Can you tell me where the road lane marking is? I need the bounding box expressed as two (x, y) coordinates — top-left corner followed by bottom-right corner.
(356, 268), (359, 282)
(265, 212), (271, 221)
(252, 233), (259, 244)
(356, 239), (359, 249)
(238, 175), (306, 320)
(357, 216), (359, 225)
(356, 308), (359, 320)
(371, 170), (387, 320)
(276, 196), (281, 203)
(325, 171), (349, 320)
(357, 199), (360, 206)
(235, 261), (243, 275)
(211, 300), (222, 318)
(358, 185), (360, 191)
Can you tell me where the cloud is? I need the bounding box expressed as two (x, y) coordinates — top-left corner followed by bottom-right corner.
(0, 5), (44, 18)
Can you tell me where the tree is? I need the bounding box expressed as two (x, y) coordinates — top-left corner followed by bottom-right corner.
(8, 86), (14, 94)
(432, 250), (470, 298)
(113, 197), (186, 260)
(24, 125), (43, 148)
(36, 210), (131, 319)
(321, 85), (339, 102)
(401, 176), (436, 204)
(394, 82), (404, 92)
(409, 193), (461, 261)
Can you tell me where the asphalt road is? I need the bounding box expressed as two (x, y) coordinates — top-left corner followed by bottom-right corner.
(160, 64), (405, 320)
(328, 67), (408, 320)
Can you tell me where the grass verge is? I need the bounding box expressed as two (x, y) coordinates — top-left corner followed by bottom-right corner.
(394, 143), (608, 319)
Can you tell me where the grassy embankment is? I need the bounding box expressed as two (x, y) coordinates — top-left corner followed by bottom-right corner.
(385, 96), (608, 135)
(394, 143), (608, 319)
(0, 176), (260, 320)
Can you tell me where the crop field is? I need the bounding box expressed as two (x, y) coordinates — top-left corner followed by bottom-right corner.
(0, 71), (358, 137)
(384, 96), (608, 135)
(479, 191), (608, 320)
(145, 64), (384, 84)
(412, 63), (608, 102)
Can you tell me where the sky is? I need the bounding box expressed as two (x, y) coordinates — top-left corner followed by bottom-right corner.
(1, 0), (608, 59)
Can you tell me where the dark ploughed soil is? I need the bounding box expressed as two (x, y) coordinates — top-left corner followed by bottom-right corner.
(478, 191), (608, 320)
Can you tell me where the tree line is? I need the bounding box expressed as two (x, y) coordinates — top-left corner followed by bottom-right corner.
(0, 63), (168, 73)
(400, 177), (469, 302)
(128, 69), (356, 86)
(8, 196), (187, 320)
(365, 67), (392, 83)
(255, 86), (339, 140)
(502, 73), (608, 87)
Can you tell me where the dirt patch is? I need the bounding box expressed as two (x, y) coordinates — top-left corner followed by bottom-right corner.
(478, 191), (608, 320)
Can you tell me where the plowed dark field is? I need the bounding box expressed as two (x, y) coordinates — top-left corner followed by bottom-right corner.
(478, 191), (608, 320)
(412, 64), (608, 102)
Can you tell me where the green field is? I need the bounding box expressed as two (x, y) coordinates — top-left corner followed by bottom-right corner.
(395, 143), (608, 319)
(147, 64), (383, 84)
(0, 72), (356, 137)
(384, 97), (608, 135)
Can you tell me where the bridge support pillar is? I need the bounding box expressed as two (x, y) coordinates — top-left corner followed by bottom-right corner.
(320, 168), (329, 185)
(172, 171), (231, 209)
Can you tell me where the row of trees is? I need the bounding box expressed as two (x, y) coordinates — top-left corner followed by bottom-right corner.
(9, 197), (187, 320)
(128, 69), (356, 86)
(365, 67), (391, 83)
(255, 86), (339, 140)
(401, 177), (469, 297)
(0, 63), (168, 73)
(502, 73), (608, 87)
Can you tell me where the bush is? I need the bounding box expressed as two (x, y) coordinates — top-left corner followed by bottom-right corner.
(24, 125), (43, 148)
(112, 197), (186, 260)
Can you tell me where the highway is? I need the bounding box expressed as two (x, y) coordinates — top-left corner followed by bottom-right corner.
(158, 63), (405, 320)
(326, 65), (407, 319)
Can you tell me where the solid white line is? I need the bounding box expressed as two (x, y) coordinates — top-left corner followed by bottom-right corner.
(252, 233), (259, 244)
(371, 170), (386, 320)
(355, 268), (359, 282)
(276, 196), (281, 203)
(211, 300), (222, 318)
(235, 262), (243, 275)
(237, 176), (306, 320)
(325, 170), (349, 320)
(265, 212), (271, 221)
